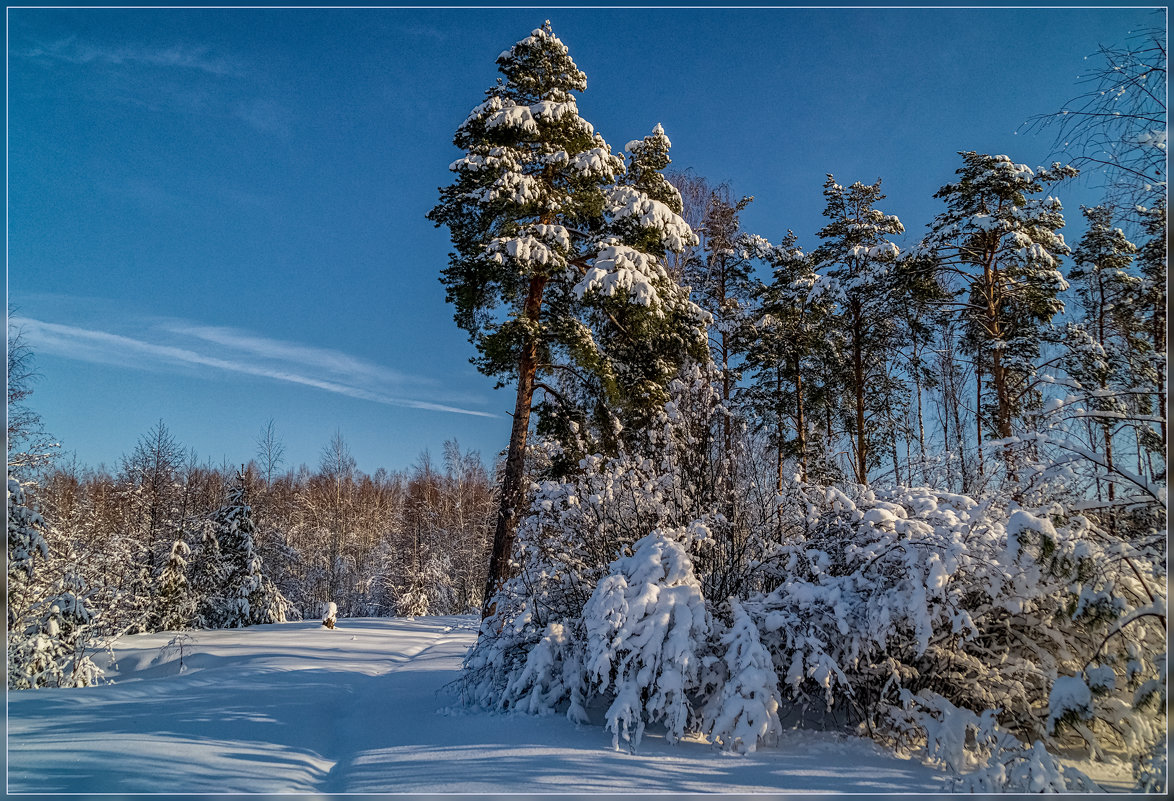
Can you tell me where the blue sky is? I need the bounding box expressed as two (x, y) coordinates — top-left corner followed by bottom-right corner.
(7, 5), (1164, 475)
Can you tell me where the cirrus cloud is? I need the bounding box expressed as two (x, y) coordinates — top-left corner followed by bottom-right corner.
(12, 315), (495, 419)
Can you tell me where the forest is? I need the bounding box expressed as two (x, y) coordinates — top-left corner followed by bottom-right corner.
(8, 19), (1167, 795)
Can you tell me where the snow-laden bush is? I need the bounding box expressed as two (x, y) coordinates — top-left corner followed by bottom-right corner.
(883, 689), (1100, 793)
(464, 526), (711, 753)
(462, 367), (1164, 784)
(582, 528), (710, 750)
(702, 598), (782, 753)
(8, 572), (103, 689)
(461, 365), (769, 742)
(747, 482), (1164, 787)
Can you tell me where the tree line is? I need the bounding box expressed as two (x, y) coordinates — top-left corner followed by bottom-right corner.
(8, 401), (495, 686)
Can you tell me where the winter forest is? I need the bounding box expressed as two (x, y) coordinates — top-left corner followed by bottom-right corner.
(7, 18), (1168, 795)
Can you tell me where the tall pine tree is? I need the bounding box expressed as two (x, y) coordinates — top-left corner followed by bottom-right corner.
(809, 177), (905, 484)
(1064, 205), (1144, 500)
(915, 152), (1077, 477)
(743, 233), (837, 491)
(428, 22), (706, 616)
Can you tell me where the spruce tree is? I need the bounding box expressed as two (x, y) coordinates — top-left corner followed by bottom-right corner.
(208, 472), (288, 628)
(154, 538), (195, 631)
(190, 521), (223, 628)
(428, 22), (706, 615)
(915, 152), (1078, 476)
(8, 476), (48, 589)
(7, 477), (101, 689)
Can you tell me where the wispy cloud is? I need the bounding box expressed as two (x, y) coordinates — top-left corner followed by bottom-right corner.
(162, 322), (429, 389)
(231, 98), (291, 136)
(20, 37), (242, 77)
(13, 316), (495, 419)
(16, 36), (290, 137)
(401, 23), (451, 43)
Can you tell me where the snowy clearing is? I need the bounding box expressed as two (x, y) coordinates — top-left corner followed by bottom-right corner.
(6, 615), (968, 794)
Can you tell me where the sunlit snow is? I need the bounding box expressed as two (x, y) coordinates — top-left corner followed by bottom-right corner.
(8, 616), (957, 794)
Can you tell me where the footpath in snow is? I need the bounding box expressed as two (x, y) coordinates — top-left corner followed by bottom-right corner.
(7, 615), (955, 794)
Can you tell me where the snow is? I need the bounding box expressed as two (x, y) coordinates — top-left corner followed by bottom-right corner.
(575, 244), (665, 308)
(1048, 675), (1094, 733)
(7, 616), (955, 794)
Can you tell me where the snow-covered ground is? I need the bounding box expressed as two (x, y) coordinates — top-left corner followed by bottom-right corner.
(3, 616), (1122, 794)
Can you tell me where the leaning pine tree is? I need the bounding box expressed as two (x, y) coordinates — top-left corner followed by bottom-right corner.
(428, 21), (707, 617)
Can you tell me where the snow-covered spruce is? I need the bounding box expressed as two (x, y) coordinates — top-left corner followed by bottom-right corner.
(582, 528), (710, 751)
(204, 473), (290, 629)
(8, 476), (49, 582)
(8, 572), (103, 690)
(154, 538), (195, 632)
(8, 475), (103, 689)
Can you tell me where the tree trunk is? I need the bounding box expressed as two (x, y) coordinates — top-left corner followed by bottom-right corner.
(914, 371), (926, 485)
(1103, 423), (1115, 502)
(891, 433), (901, 486)
(482, 275), (547, 619)
(721, 328), (732, 458)
(1154, 297), (1167, 451)
(851, 304), (867, 484)
(775, 372), (784, 535)
(794, 355), (808, 483)
(976, 362), (984, 479)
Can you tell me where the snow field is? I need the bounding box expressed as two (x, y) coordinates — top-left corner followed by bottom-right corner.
(8, 616), (953, 794)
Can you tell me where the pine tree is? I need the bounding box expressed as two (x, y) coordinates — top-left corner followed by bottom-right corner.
(809, 177), (906, 484)
(1064, 205), (1144, 500)
(743, 234), (838, 491)
(622, 124), (681, 211)
(915, 152), (1078, 477)
(600, 126), (712, 449)
(1136, 202), (1166, 462)
(890, 259), (948, 488)
(428, 22), (706, 615)
(685, 186), (761, 434)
